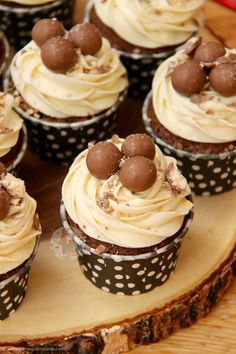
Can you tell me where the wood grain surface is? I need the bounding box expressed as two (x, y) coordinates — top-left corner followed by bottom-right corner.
(16, 1), (236, 353)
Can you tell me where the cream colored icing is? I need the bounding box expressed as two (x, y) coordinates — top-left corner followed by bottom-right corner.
(62, 139), (192, 248)
(10, 38), (128, 118)
(1, 0), (54, 5)
(0, 93), (23, 158)
(152, 47), (236, 143)
(0, 173), (41, 275)
(94, 0), (204, 49)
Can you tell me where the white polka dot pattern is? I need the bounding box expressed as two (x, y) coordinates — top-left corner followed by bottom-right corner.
(0, 0), (74, 50)
(121, 53), (173, 98)
(0, 267), (30, 321)
(74, 231), (186, 295)
(25, 110), (117, 165)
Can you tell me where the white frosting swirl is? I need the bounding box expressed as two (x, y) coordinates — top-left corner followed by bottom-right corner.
(10, 39), (128, 118)
(1, 0), (54, 5)
(94, 0), (204, 49)
(0, 93), (23, 158)
(0, 173), (41, 275)
(152, 47), (236, 143)
(62, 139), (192, 248)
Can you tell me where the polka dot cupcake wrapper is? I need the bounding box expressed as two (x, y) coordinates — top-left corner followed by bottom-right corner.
(0, 237), (40, 321)
(6, 124), (28, 174)
(0, 32), (10, 81)
(143, 91), (236, 196)
(61, 203), (193, 296)
(0, 0), (75, 50)
(19, 90), (127, 165)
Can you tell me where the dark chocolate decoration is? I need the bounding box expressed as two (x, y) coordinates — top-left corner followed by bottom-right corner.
(119, 156), (157, 192)
(41, 36), (77, 73)
(67, 23), (102, 56)
(86, 142), (122, 179)
(171, 61), (207, 97)
(0, 187), (10, 221)
(209, 63), (236, 96)
(121, 134), (156, 160)
(32, 19), (65, 48)
(0, 162), (6, 176)
(193, 41), (226, 63)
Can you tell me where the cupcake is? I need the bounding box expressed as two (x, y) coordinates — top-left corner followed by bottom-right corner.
(143, 37), (236, 196)
(6, 20), (128, 165)
(61, 134), (193, 295)
(0, 92), (27, 173)
(87, 0), (204, 97)
(0, 163), (41, 320)
(0, 0), (75, 50)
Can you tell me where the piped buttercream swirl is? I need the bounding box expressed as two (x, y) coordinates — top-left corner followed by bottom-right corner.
(10, 38), (128, 118)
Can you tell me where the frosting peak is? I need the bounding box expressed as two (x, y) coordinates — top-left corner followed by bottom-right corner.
(62, 138), (192, 248)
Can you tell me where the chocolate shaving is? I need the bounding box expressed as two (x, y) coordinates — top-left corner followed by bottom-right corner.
(190, 93), (210, 105)
(184, 36), (201, 56)
(165, 162), (187, 197)
(111, 134), (119, 144)
(96, 192), (117, 214)
(217, 55), (236, 65)
(95, 244), (108, 255)
(33, 213), (41, 231)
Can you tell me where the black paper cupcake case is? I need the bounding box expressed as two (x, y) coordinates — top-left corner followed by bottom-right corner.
(0, 237), (40, 321)
(0, 0), (75, 50)
(61, 203), (193, 296)
(6, 123), (28, 174)
(13, 89), (127, 165)
(143, 92), (236, 196)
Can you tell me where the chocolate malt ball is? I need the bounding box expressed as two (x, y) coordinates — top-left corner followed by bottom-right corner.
(119, 156), (157, 192)
(194, 41), (226, 63)
(121, 134), (156, 160)
(209, 63), (236, 96)
(41, 36), (77, 73)
(86, 142), (122, 179)
(171, 61), (207, 96)
(32, 19), (65, 47)
(67, 23), (102, 55)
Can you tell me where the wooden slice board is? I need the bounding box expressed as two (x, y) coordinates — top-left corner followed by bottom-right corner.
(0, 189), (235, 353)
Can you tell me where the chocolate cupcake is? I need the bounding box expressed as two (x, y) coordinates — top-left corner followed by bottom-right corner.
(86, 0), (204, 97)
(0, 92), (27, 173)
(143, 37), (236, 195)
(61, 134), (193, 295)
(0, 164), (41, 320)
(0, 0), (75, 50)
(6, 20), (128, 165)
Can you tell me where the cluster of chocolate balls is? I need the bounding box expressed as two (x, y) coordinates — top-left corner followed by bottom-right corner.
(31, 19), (102, 73)
(171, 40), (236, 97)
(0, 163), (10, 221)
(86, 134), (158, 193)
